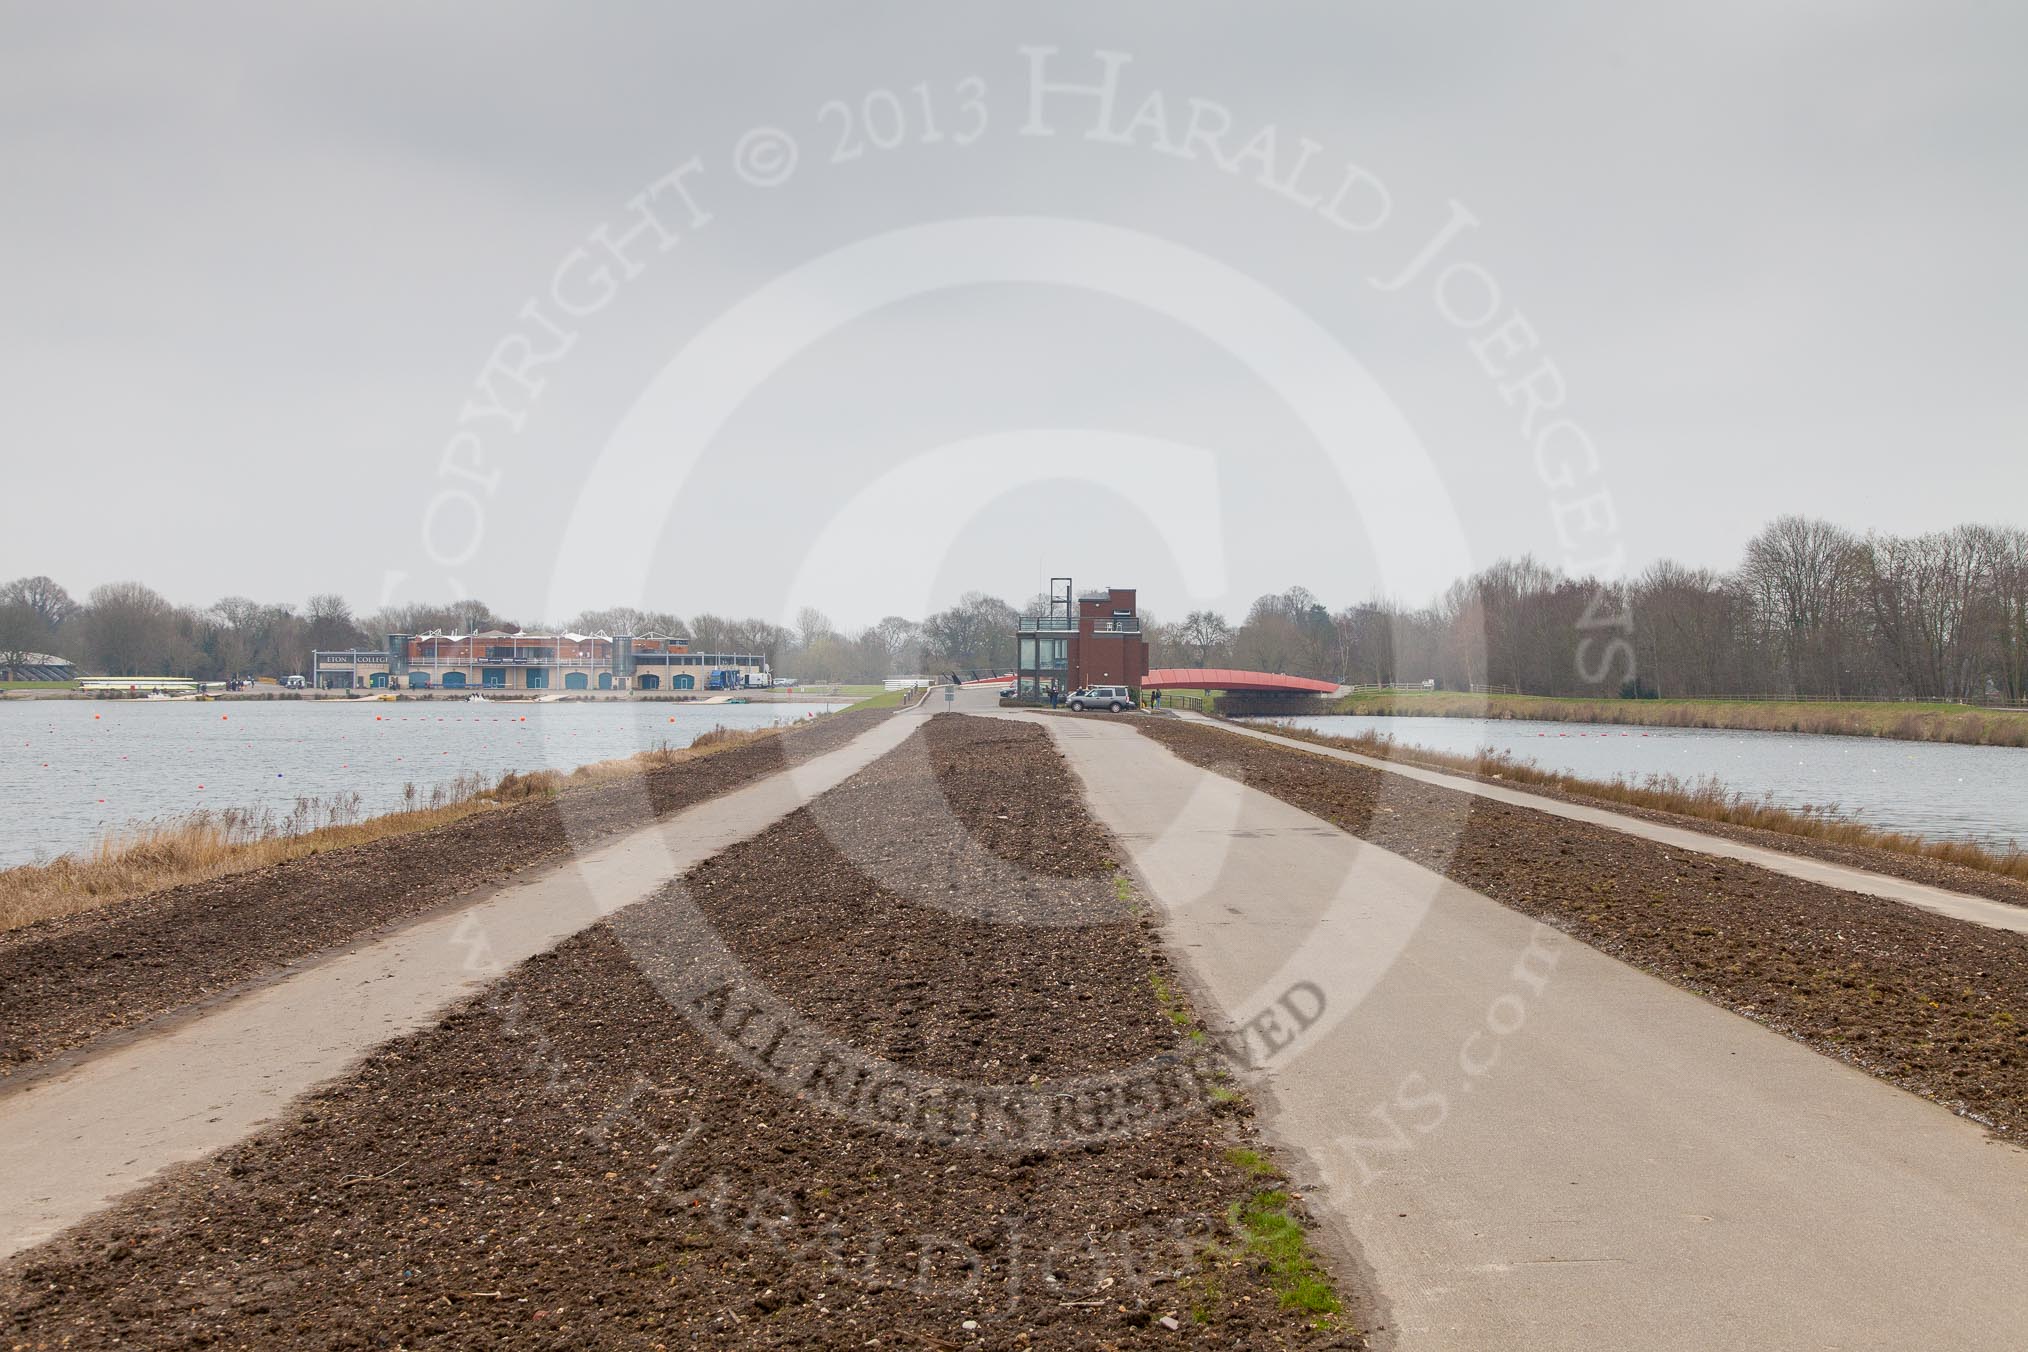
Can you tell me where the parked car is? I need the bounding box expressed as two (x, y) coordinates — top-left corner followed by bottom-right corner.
(1067, 685), (1132, 712)
(999, 684), (1019, 700)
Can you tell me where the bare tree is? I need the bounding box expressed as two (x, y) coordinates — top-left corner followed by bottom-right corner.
(0, 599), (45, 677)
(1631, 562), (1747, 697)
(1860, 529), (1997, 699)
(368, 599), (516, 636)
(921, 592), (1018, 675)
(82, 582), (181, 676)
(1740, 516), (1864, 696)
(1336, 602), (1399, 686)
(0, 576), (77, 631)
(1175, 610), (1233, 667)
(1985, 526), (2028, 702)
(564, 606), (686, 636)
(866, 615), (923, 674)
(793, 606), (834, 650)
(305, 593), (367, 657)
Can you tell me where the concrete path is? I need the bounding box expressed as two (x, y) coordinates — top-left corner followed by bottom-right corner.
(0, 705), (925, 1260)
(998, 702), (2028, 1351)
(1188, 712), (2028, 936)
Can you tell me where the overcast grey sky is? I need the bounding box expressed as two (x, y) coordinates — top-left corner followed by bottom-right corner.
(3, 3), (2023, 629)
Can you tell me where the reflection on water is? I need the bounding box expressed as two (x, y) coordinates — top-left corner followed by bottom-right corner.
(0, 699), (849, 868)
(1253, 714), (2028, 851)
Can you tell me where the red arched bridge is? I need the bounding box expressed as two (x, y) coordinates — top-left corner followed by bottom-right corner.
(1142, 668), (1339, 694)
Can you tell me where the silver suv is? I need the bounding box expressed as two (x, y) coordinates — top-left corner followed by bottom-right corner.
(1067, 685), (1132, 712)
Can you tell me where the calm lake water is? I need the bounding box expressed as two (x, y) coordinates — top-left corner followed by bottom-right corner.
(0, 699), (849, 868)
(1252, 714), (2028, 851)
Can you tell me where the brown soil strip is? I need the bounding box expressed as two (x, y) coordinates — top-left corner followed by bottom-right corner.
(1430, 756), (2028, 908)
(2, 714), (1358, 1348)
(1256, 721), (2028, 905)
(0, 708), (893, 1078)
(1139, 719), (2028, 1138)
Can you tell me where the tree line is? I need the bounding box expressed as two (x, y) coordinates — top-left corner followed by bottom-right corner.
(0, 578), (986, 687)
(1152, 517), (2028, 703)
(6, 516), (2025, 700)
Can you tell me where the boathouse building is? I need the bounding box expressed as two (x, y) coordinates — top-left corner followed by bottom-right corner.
(310, 632), (767, 691)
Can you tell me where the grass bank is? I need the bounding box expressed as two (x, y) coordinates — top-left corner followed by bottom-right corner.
(848, 682), (945, 711)
(1259, 720), (2028, 884)
(1330, 689), (2028, 747)
(0, 725), (776, 934)
(847, 685), (914, 710)
(794, 681), (891, 698)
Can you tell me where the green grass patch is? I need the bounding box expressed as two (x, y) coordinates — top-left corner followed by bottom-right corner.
(1228, 1189), (1343, 1321)
(0, 680), (72, 690)
(848, 686), (912, 710)
(1134, 972), (1342, 1329)
(1147, 969), (1209, 1043)
(1148, 971), (1194, 1029)
(1179, 1266), (1225, 1326)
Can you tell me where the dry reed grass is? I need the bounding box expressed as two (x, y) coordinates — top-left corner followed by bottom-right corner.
(1265, 722), (2028, 884)
(1334, 691), (2028, 748)
(0, 724), (783, 934)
